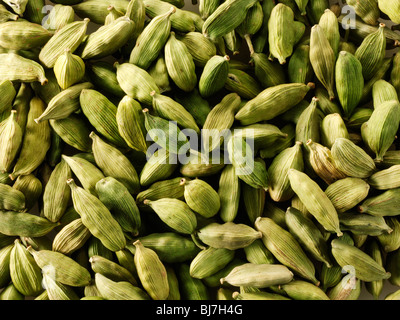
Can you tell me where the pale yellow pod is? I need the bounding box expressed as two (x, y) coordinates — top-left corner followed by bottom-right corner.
(53, 49), (85, 90)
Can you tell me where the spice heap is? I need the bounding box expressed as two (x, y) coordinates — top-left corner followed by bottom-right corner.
(0, 0), (400, 301)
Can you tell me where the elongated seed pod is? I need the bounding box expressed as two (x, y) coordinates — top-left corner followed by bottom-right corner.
(133, 240), (169, 300)
(129, 7), (175, 70)
(346, 0), (379, 26)
(0, 110), (22, 173)
(310, 24), (336, 100)
(288, 169), (342, 236)
(189, 247), (235, 279)
(35, 82), (94, 124)
(335, 51), (364, 119)
(67, 179), (126, 252)
(52, 218), (91, 255)
(331, 238), (391, 282)
(10, 97), (51, 180)
(218, 165), (240, 223)
(39, 18), (90, 68)
(358, 188), (400, 217)
(90, 132), (140, 195)
(164, 32), (197, 92)
(355, 23), (386, 81)
(0, 53), (47, 85)
(255, 217), (319, 285)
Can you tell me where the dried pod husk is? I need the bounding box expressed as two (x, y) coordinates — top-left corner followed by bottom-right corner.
(310, 24), (336, 99)
(242, 182), (265, 225)
(53, 49), (85, 90)
(9, 239), (43, 297)
(0, 110), (22, 173)
(95, 177), (141, 236)
(189, 246), (235, 279)
(365, 239), (385, 300)
(368, 165), (400, 190)
(346, 0), (379, 26)
(377, 217), (400, 253)
(0, 243), (13, 288)
(0, 211), (58, 238)
(128, 232), (199, 264)
(355, 23), (386, 81)
(280, 280), (330, 300)
(151, 91), (199, 133)
(243, 238), (275, 265)
(268, 3), (305, 65)
(235, 82), (313, 125)
(314, 86), (342, 116)
(27, 246), (91, 287)
(129, 8), (175, 70)
(236, 1), (263, 39)
(94, 273), (149, 300)
(285, 207), (333, 268)
(0, 4), (18, 22)
(164, 32), (197, 92)
(338, 212), (392, 237)
(49, 113), (93, 153)
(255, 217), (319, 285)
(176, 32), (217, 68)
(86, 61), (125, 98)
(52, 218), (91, 255)
(221, 263), (293, 288)
(198, 0), (219, 20)
(43, 4), (75, 32)
(39, 18), (89, 68)
(143, 0), (196, 33)
(62, 155), (104, 196)
(331, 238), (391, 282)
(42, 273), (79, 301)
(136, 177), (186, 205)
(80, 89), (127, 148)
(202, 0), (259, 40)
(378, 0), (400, 24)
(0, 283), (25, 300)
(325, 177), (370, 214)
(67, 178), (126, 252)
(90, 132), (140, 195)
(139, 149), (178, 187)
(177, 263), (210, 300)
(43, 159), (71, 222)
(199, 55), (230, 98)
(224, 68), (262, 100)
(35, 82), (94, 123)
(360, 57), (392, 105)
(251, 0), (275, 53)
(116, 96), (147, 154)
(372, 80), (399, 108)
(320, 113), (350, 149)
(115, 62), (160, 106)
(0, 53), (47, 85)
(386, 248), (400, 286)
(89, 255), (137, 286)
(327, 276), (362, 301)
(143, 198), (197, 235)
(251, 49), (287, 88)
(148, 54), (171, 94)
(346, 108), (373, 131)
(358, 188), (400, 217)
(10, 97), (50, 180)
(319, 9), (340, 58)
(267, 141), (304, 202)
(391, 51), (400, 97)
(335, 51), (364, 119)
(133, 240), (169, 300)
(0, 80), (16, 117)
(288, 168), (342, 236)
(181, 178), (220, 219)
(288, 45), (313, 84)
(331, 138), (376, 179)
(307, 140), (347, 185)
(143, 110), (189, 156)
(218, 165), (240, 223)
(200, 93), (240, 153)
(361, 100), (400, 162)
(196, 222), (262, 250)
(0, 20), (52, 51)
(12, 174), (42, 211)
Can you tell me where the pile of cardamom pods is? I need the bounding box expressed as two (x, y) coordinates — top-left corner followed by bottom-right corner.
(1, 0), (400, 301)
